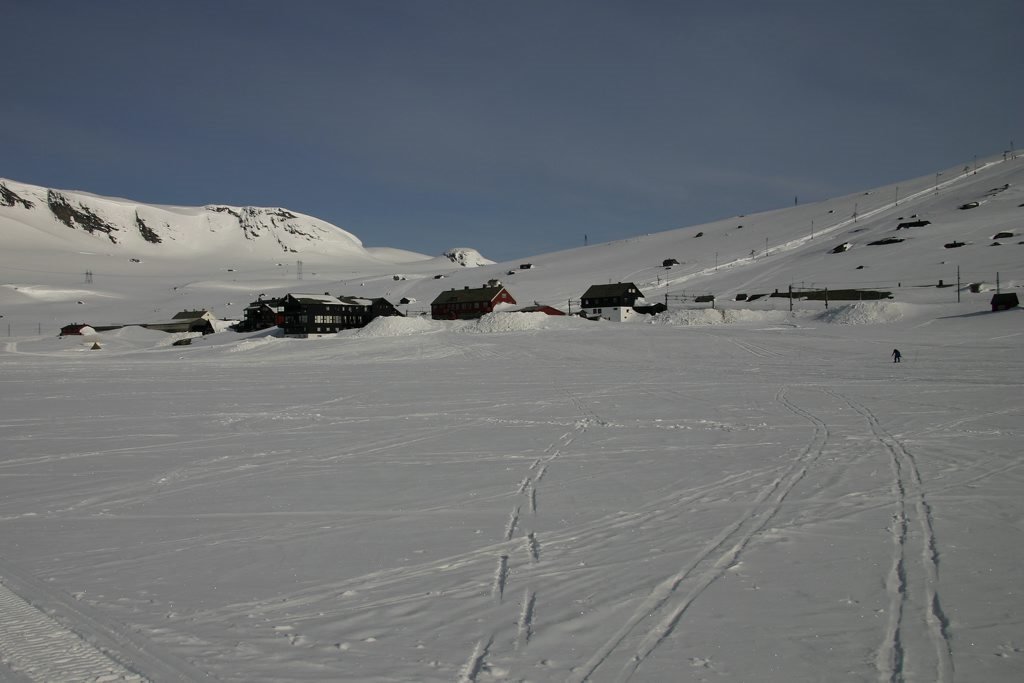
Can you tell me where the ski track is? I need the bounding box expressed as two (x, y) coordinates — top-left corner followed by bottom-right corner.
(828, 390), (953, 683)
(455, 392), (593, 677)
(515, 589), (536, 651)
(727, 336), (787, 360)
(457, 635), (492, 683)
(568, 386), (830, 682)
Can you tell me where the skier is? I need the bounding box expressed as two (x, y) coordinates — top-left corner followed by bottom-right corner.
(892, 348), (902, 363)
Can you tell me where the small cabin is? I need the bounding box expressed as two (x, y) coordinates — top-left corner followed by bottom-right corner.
(662, 258), (679, 267)
(991, 292), (1019, 311)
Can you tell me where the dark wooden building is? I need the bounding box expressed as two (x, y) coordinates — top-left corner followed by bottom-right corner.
(579, 282), (644, 322)
(991, 292), (1019, 311)
(279, 293), (402, 336)
(431, 282), (517, 320)
(145, 310), (216, 334)
(238, 297), (285, 332)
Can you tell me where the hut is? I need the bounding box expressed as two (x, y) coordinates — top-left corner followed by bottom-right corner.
(991, 292), (1019, 311)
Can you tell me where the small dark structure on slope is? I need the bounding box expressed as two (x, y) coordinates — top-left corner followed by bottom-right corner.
(896, 219), (931, 229)
(991, 292), (1019, 311)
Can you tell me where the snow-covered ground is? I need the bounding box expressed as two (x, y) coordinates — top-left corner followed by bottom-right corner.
(1, 156), (1023, 681)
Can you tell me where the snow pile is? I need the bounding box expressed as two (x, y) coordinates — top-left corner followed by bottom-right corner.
(466, 312), (551, 333)
(353, 315), (442, 337)
(816, 301), (906, 325)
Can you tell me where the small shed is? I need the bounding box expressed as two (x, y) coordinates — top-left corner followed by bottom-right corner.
(60, 324), (95, 336)
(662, 258), (679, 267)
(991, 292), (1019, 311)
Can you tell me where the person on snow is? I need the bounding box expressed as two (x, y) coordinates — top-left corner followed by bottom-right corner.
(892, 348), (902, 363)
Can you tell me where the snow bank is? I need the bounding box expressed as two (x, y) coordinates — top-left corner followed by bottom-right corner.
(468, 312), (551, 333)
(353, 315), (443, 337)
(816, 301), (906, 325)
(652, 308), (796, 326)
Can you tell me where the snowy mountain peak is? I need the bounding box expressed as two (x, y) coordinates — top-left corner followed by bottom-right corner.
(443, 247), (494, 267)
(0, 178), (404, 260)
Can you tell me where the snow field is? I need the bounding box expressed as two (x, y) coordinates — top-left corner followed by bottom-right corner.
(1, 310), (1022, 681)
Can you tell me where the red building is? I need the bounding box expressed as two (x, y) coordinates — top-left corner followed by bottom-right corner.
(431, 281), (517, 320)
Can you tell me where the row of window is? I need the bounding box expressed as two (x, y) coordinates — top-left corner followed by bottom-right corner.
(441, 302), (489, 310)
(582, 298), (628, 307)
(286, 315), (363, 325)
(313, 315), (365, 324)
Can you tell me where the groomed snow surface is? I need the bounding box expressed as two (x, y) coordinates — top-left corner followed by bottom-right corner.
(1, 302), (1022, 682)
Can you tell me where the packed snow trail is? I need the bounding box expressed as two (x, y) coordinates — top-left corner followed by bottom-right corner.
(0, 579), (146, 682)
(0, 558), (213, 682)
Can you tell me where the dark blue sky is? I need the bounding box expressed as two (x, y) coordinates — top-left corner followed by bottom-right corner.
(3, 1), (1021, 261)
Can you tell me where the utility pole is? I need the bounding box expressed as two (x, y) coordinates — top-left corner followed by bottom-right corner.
(297, 260), (303, 281)
(957, 265), (960, 303)
(714, 252), (718, 271)
(788, 285), (793, 312)
(894, 186), (899, 206)
(85, 270), (93, 284)
(810, 219), (814, 239)
(764, 237), (768, 257)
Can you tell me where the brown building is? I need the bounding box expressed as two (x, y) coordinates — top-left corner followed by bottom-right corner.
(431, 281), (517, 320)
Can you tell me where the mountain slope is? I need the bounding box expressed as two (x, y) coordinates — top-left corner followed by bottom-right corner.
(1, 178), (381, 257)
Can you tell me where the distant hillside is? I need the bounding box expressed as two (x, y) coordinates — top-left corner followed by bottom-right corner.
(1, 154), (1022, 333)
(0, 178), (438, 264)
